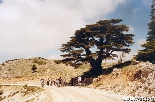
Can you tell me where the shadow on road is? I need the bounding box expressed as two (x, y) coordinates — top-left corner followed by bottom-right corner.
(70, 61), (132, 86)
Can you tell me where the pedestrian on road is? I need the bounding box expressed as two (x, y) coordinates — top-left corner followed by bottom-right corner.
(40, 79), (44, 87)
(58, 77), (63, 87)
(50, 79), (53, 86)
(78, 76), (82, 86)
(56, 79), (59, 87)
(47, 78), (50, 86)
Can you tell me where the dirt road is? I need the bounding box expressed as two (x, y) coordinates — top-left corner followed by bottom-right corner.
(1, 84), (125, 102)
(44, 86), (125, 102)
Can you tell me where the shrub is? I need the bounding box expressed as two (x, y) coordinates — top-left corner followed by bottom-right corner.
(0, 96), (4, 101)
(33, 58), (44, 65)
(2, 63), (5, 66)
(31, 64), (37, 73)
(0, 90), (3, 95)
(0, 85), (2, 89)
(0, 66), (2, 70)
(54, 60), (62, 64)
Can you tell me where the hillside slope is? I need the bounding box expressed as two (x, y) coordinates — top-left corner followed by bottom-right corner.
(0, 57), (89, 84)
(90, 61), (155, 98)
(0, 58), (155, 101)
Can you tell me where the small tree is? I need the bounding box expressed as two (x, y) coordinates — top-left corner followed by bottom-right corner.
(136, 0), (155, 63)
(32, 64), (37, 73)
(60, 19), (135, 75)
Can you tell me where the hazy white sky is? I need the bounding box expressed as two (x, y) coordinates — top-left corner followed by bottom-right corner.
(0, 0), (152, 63)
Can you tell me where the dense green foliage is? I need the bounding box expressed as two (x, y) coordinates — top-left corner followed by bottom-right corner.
(60, 19), (134, 75)
(136, 0), (155, 63)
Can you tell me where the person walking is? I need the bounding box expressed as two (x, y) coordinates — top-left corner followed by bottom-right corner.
(78, 76), (82, 86)
(56, 79), (59, 87)
(40, 79), (44, 87)
(50, 79), (53, 86)
(47, 78), (50, 86)
(58, 77), (63, 87)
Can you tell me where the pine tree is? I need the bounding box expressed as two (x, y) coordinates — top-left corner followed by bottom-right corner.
(60, 19), (134, 75)
(136, 0), (155, 63)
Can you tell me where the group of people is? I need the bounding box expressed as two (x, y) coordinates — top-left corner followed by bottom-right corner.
(70, 76), (82, 86)
(70, 76), (94, 86)
(40, 77), (67, 87)
(40, 76), (93, 88)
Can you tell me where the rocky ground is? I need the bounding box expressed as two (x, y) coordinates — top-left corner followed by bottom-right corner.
(1, 84), (126, 102)
(0, 84), (49, 102)
(90, 61), (155, 99)
(0, 58), (155, 102)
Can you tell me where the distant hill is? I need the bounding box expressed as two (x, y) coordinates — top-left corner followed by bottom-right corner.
(0, 57), (89, 82)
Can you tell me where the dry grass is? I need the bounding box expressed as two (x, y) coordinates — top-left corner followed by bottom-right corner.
(23, 84), (44, 95)
(0, 85), (3, 101)
(0, 85), (45, 102)
(0, 57), (90, 84)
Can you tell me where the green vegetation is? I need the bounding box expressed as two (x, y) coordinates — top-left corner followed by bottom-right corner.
(60, 19), (135, 75)
(136, 0), (155, 63)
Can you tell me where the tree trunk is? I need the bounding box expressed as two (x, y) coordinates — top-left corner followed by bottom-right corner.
(90, 59), (102, 75)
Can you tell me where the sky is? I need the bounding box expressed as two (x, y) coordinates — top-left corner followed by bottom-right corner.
(0, 0), (152, 63)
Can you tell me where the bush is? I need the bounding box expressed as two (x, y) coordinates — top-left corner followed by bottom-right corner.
(0, 85), (2, 89)
(0, 90), (3, 95)
(0, 96), (4, 101)
(54, 60), (62, 64)
(33, 58), (44, 65)
(2, 63), (5, 66)
(31, 64), (37, 73)
(0, 66), (2, 70)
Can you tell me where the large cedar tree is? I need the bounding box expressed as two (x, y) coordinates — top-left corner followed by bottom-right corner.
(60, 19), (134, 75)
